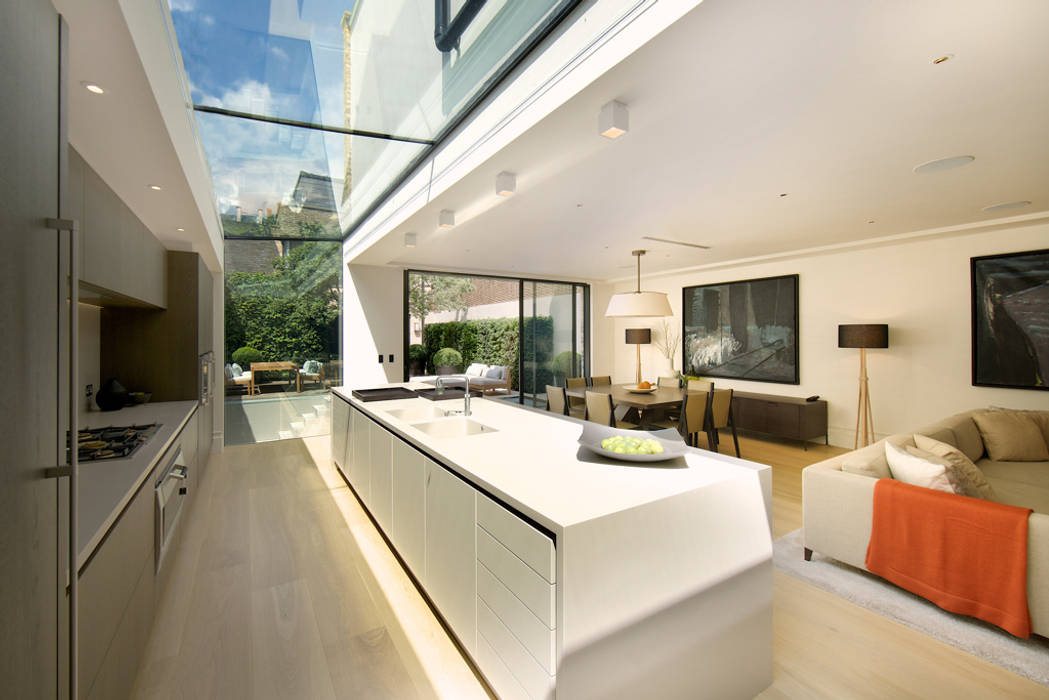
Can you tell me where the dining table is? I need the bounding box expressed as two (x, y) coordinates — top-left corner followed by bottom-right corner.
(565, 383), (694, 428)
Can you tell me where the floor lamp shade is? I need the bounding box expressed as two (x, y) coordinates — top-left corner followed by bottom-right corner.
(626, 328), (651, 384)
(839, 323), (889, 449)
(838, 324), (889, 349)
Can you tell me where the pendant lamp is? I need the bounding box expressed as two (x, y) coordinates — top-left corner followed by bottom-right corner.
(605, 250), (672, 317)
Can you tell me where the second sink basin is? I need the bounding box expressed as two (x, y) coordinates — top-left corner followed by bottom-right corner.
(385, 406), (450, 422)
(411, 417), (497, 439)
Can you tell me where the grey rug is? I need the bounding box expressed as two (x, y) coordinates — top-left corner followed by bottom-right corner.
(774, 529), (1049, 687)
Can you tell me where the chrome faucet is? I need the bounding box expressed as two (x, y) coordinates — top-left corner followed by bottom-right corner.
(436, 374), (471, 416)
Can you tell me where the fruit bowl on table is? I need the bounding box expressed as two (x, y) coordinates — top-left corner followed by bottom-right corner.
(625, 384), (657, 393)
(577, 422), (686, 462)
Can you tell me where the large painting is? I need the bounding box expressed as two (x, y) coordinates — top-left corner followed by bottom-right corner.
(972, 248), (1049, 390)
(682, 274), (799, 384)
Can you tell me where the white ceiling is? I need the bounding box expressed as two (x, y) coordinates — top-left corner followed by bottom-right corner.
(352, 0), (1049, 282)
(54, 0), (221, 271)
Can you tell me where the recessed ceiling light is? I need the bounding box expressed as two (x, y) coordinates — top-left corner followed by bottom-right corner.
(932, 54), (954, 65)
(779, 193), (788, 197)
(495, 171), (516, 196)
(913, 155), (974, 174)
(981, 200), (1032, 213)
(404, 232), (417, 248)
(81, 81), (104, 94)
(176, 227), (185, 232)
(149, 184), (162, 191)
(867, 220), (875, 224)
(438, 210), (455, 229)
(598, 100), (629, 139)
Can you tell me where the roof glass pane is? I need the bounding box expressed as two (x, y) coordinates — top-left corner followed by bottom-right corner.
(170, 0), (578, 239)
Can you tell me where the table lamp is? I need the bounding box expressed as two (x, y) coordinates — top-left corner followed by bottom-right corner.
(626, 328), (652, 385)
(838, 324), (889, 448)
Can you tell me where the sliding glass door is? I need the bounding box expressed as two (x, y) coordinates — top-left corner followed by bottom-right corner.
(404, 271), (588, 406)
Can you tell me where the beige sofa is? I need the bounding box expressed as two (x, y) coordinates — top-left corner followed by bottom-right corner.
(802, 409), (1049, 637)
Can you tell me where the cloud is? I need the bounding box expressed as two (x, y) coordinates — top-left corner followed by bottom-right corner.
(168, 0), (196, 11)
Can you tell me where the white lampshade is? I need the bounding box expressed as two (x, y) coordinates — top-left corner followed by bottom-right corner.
(605, 291), (672, 317)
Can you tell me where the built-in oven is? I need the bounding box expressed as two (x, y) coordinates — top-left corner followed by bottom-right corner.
(155, 446), (188, 574)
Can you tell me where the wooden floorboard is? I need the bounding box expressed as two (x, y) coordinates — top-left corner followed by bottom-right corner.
(132, 429), (1046, 699)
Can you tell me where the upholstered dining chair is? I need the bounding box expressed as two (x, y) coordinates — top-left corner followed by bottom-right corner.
(657, 376), (680, 388)
(584, 391), (635, 429)
(687, 378), (714, 393)
(546, 385), (568, 416)
(679, 390), (712, 448)
(565, 377), (586, 415)
(708, 388), (741, 457)
(589, 375), (611, 387)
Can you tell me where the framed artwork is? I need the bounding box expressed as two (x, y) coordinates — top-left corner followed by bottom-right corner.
(971, 248), (1049, 390)
(682, 274), (799, 384)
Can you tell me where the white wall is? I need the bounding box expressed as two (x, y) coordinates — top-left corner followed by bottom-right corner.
(597, 219), (1049, 447)
(342, 264), (405, 387)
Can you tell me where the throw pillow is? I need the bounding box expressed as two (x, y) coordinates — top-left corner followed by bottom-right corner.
(989, 406), (1049, 448)
(841, 454), (891, 480)
(914, 434), (997, 501)
(231, 363), (244, 377)
(884, 441), (955, 493)
(466, 363), (487, 377)
(484, 366), (505, 379)
(971, 411), (1049, 461)
(224, 363), (234, 381)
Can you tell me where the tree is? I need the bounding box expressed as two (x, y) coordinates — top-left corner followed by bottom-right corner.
(407, 273), (475, 340)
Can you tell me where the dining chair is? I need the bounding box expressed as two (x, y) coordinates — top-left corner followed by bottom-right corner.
(589, 375), (611, 387)
(679, 390), (712, 448)
(565, 377), (586, 414)
(708, 388), (741, 457)
(657, 376), (680, 388)
(584, 391), (635, 429)
(656, 376), (682, 424)
(546, 385), (568, 416)
(687, 378), (714, 393)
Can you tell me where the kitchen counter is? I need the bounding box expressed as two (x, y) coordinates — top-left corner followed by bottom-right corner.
(78, 400), (198, 570)
(333, 385), (771, 532)
(331, 384), (773, 699)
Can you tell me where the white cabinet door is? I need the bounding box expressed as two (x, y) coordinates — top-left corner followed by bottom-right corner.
(331, 396), (349, 473)
(369, 423), (392, 535)
(391, 440), (426, 577)
(350, 407), (370, 502)
(425, 460), (477, 654)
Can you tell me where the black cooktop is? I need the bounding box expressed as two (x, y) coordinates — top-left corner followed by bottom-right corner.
(72, 423), (160, 462)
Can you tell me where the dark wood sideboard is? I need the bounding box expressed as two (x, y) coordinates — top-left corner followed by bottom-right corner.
(731, 391), (828, 448)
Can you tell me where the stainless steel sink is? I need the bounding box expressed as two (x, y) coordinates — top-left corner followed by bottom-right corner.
(411, 417), (497, 439)
(385, 406), (450, 422)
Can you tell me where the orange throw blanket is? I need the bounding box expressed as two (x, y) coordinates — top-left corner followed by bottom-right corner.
(865, 479), (1033, 638)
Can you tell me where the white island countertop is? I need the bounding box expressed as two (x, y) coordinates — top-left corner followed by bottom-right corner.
(77, 400), (198, 569)
(333, 385), (770, 534)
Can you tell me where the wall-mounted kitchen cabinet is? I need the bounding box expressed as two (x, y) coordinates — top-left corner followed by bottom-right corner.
(68, 147), (166, 308)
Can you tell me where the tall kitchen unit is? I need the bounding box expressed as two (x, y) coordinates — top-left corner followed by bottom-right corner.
(0, 1), (70, 698)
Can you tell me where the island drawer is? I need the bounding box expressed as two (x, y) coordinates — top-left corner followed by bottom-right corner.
(477, 492), (555, 583)
(476, 630), (530, 700)
(477, 561), (556, 673)
(477, 526), (556, 628)
(478, 598), (555, 700)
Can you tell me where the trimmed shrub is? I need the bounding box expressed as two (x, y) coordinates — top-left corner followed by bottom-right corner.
(551, 351), (582, 379)
(231, 346), (263, 367)
(432, 347), (463, 370)
(408, 344), (428, 362)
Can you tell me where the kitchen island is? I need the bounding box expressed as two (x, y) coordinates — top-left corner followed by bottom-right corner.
(332, 385), (772, 700)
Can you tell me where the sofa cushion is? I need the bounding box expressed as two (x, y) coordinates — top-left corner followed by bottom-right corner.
(231, 363), (244, 377)
(989, 407), (1049, 447)
(484, 365), (507, 380)
(926, 413), (986, 463)
(978, 459), (1049, 514)
(885, 442), (954, 493)
(841, 443), (891, 479)
(465, 363), (487, 377)
(914, 434), (996, 501)
(972, 411), (1049, 462)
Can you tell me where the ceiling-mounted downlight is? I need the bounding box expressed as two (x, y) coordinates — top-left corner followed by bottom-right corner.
(599, 100), (629, 140)
(642, 235), (711, 250)
(495, 171), (516, 196)
(438, 210), (455, 229)
(913, 155), (974, 174)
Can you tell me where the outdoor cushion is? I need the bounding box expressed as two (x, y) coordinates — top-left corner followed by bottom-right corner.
(231, 363), (244, 377)
(484, 365), (507, 379)
(466, 363), (487, 377)
(302, 360), (321, 375)
(224, 363), (234, 381)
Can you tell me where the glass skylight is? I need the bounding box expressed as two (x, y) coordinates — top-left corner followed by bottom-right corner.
(169, 0), (580, 240)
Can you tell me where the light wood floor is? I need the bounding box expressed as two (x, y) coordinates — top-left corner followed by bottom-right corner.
(132, 432), (1049, 699)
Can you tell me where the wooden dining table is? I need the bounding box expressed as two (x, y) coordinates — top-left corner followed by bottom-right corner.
(565, 383), (695, 428)
(249, 361), (301, 394)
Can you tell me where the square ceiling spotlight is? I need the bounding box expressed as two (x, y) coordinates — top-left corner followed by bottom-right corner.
(599, 100), (629, 139)
(404, 232), (417, 248)
(495, 171), (516, 196)
(438, 210), (456, 228)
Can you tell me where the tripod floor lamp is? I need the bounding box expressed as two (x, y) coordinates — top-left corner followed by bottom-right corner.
(838, 324), (889, 449)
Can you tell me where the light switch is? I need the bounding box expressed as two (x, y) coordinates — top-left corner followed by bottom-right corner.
(378, 354), (384, 363)
(388, 354), (394, 363)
